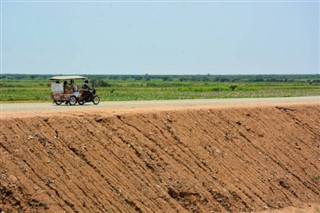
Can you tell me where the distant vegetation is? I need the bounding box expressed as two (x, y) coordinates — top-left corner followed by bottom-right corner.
(0, 74), (319, 102)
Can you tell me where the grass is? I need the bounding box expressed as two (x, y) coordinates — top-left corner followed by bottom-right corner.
(0, 78), (319, 102)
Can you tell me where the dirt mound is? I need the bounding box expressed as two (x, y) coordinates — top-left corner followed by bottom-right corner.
(1, 104), (319, 212)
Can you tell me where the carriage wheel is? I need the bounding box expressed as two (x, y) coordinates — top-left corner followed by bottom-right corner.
(54, 100), (63, 105)
(69, 96), (77, 106)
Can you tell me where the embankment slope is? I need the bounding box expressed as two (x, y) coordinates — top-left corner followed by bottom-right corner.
(1, 103), (319, 212)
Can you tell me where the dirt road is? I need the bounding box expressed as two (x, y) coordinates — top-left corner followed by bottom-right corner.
(1, 96), (319, 116)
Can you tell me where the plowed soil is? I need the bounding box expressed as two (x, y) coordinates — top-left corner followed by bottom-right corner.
(0, 102), (319, 212)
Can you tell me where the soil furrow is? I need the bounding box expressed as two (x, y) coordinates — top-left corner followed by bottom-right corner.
(1, 103), (319, 212)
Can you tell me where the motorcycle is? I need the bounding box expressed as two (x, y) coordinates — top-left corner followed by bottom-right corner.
(78, 84), (100, 105)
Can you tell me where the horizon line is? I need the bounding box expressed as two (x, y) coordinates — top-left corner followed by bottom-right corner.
(2, 73), (319, 76)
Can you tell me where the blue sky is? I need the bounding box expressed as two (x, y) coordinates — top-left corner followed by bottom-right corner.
(1, 1), (319, 75)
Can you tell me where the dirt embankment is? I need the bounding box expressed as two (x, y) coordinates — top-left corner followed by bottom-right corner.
(0, 104), (319, 212)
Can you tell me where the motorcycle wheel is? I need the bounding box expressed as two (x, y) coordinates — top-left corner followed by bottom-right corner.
(93, 96), (100, 105)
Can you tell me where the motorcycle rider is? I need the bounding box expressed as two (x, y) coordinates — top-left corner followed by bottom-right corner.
(82, 79), (92, 100)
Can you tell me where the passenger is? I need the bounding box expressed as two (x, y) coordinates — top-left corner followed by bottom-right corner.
(70, 79), (79, 96)
(69, 79), (77, 92)
(63, 81), (68, 91)
(63, 81), (71, 104)
(64, 81), (72, 94)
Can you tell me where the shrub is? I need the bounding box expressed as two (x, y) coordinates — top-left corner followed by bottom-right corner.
(229, 85), (238, 91)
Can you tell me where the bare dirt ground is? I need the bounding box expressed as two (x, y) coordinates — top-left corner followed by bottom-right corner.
(0, 97), (319, 212)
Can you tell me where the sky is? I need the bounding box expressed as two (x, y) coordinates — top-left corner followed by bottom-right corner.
(1, 0), (319, 75)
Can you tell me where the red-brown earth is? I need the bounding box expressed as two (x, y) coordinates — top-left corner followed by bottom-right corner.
(0, 103), (319, 212)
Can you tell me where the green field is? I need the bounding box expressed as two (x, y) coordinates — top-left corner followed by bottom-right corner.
(0, 74), (319, 102)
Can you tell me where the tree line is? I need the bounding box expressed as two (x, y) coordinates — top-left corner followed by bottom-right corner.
(1, 74), (319, 85)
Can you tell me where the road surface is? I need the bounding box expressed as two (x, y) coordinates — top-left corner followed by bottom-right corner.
(1, 96), (319, 114)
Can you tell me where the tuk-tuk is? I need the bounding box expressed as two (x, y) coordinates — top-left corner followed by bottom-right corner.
(50, 76), (100, 105)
